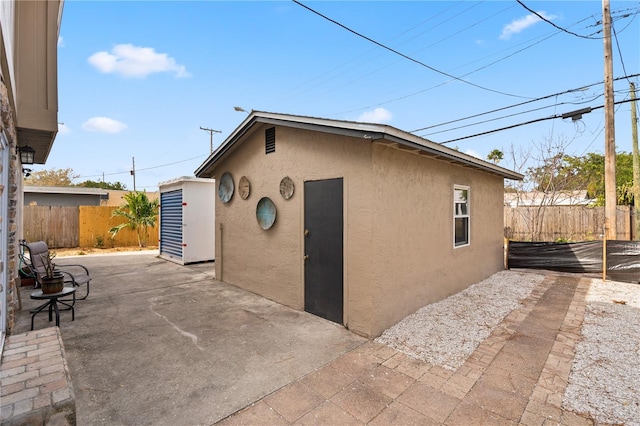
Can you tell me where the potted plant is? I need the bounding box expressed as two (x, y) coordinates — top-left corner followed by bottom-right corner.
(39, 252), (64, 294)
(18, 264), (36, 287)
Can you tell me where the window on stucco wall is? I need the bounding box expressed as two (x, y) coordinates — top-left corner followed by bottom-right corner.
(454, 185), (469, 248)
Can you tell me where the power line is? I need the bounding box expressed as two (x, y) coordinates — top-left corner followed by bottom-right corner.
(437, 98), (638, 145)
(612, 24), (630, 82)
(423, 94), (604, 137)
(411, 73), (640, 133)
(328, 31), (554, 116)
(290, 2), (624, 114)
(399, 1), (485, 47)
(136, 154), (209, 172)
(276, 1), (472, 103)
(579, 94), (629, 156)
(587, 7), (640, 32)
(611, 9), (640, 33)
(292, 0), (528, 99)
(299, 4), (618, 118)
(283, 2), (511, 108)
(332, 12), (602, 117)
(77, 154), (208, 180)
(516, 0), (602, 40)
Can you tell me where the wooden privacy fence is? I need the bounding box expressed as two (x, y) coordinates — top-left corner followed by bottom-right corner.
(24, 205), (159, 249)
(504, 205), (634, 242)
(23, 206), (79, 248)
(26, 204), (634, 247)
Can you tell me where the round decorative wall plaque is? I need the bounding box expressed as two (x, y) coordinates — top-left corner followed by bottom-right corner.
(239, 176), (251, 200)
(279, 176), (294, 200)
(256, 197), (277, 230)
(218, 172), (234, 203)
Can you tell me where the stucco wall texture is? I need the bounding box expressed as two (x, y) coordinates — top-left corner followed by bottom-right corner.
(212, 124), (505, 338)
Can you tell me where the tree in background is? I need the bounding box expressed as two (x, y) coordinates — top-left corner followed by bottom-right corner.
(503, 131), (636, 241)
(24, 168), (78, 186)
(486, 149), (504, 164)
(77, 180), (127, 190)
(556, 152), (634, 205)
(24, 167), (127, 190)
(502, 134), (572, 202)
(528, 151), (634, 206)
(109, 191), (159, 247)
(503, 134), (572, 240)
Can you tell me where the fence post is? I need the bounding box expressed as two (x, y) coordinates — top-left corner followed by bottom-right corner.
(504, 237), (509, 269)
(602, 238), (607, 282)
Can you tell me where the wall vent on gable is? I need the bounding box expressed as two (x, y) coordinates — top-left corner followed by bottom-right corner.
(265, 127), (276, 154)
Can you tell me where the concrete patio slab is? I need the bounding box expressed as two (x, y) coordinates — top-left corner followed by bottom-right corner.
(11, 252), (365, 425)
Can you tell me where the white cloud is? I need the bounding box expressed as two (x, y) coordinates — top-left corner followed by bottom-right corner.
(500, 12), (556, 40)
(82, 117), (128, 133)
(58, 36), (64, 48)
(357, 107), (392, 123)
(88, 44), (190, 78)
(465, 149), (483, 160)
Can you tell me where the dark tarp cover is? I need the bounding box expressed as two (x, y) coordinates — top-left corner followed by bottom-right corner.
(508, 240), (639, 283)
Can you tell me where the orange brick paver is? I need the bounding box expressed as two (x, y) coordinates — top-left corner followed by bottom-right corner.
(216, 274), (596, 425)
(0, 327), (75, 425)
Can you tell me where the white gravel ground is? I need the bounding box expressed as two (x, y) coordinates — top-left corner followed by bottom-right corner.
(375, 270), (545, 370)
(563, 279), (640, 426)
(375, 271), (640, 425)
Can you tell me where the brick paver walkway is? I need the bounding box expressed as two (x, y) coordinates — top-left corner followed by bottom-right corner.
(217, 275), (594, 425)
(0, 327), (75, 425)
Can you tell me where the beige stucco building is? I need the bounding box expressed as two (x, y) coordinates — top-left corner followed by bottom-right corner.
(196, 112), (522, 338)
(0, 0), (63, 344)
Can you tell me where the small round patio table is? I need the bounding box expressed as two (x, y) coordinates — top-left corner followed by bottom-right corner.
(30, 287), (76, 330)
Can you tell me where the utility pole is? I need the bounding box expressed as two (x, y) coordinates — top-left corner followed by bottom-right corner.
(200, 127), (222, 153)
(603, 0), (617, 240)
(631, 82), (639, 240)
(130, 157), (136, 191)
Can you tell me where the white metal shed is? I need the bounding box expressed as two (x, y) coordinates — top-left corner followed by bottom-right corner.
(158, 177), (215, 265)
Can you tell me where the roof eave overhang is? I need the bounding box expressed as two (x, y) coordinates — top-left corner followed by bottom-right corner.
(195, 112), (523, 181)
(16, 128), (56, 164)
(24, 186), (108, 196)
(375, 133), (523, 180)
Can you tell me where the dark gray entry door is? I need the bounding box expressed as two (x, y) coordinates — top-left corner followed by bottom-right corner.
(304, 178), (344, 324)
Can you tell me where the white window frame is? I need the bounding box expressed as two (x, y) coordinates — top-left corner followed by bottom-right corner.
(453, 185), (470, 248)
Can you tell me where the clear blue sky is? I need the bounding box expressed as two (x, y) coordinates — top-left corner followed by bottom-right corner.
(49, 1), (639, 191)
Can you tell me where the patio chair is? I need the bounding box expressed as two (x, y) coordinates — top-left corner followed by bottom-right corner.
(19, 240), (91, 300)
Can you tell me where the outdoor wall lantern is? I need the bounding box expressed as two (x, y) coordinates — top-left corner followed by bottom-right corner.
(18, 145), (35, 165)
